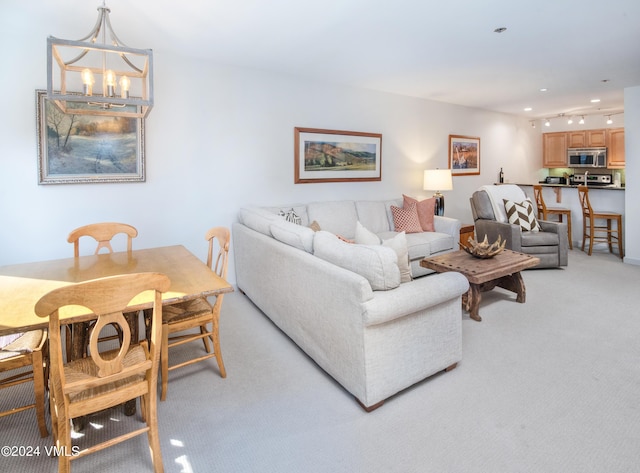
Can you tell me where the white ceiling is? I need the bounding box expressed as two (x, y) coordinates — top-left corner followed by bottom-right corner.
(36, 0), (640, 120)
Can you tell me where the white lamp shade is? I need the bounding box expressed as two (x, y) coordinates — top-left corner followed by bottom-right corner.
(423, 169), (453, 191)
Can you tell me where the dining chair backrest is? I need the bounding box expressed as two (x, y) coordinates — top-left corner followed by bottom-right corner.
(67, 222), (138, 257)
(577, 185), (593, 216)
(34, 272), (170, 472)
(206, 226), (230, 279)
(533, 185), (547, 218)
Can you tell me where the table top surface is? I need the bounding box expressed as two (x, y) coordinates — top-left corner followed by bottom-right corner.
(421, 249), (540, 284)
(0, 245), (234, 336)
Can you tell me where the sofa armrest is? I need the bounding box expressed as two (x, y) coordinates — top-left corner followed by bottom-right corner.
(474, 219), (523, 252)
(433, 215), (461, 240)
(362, 272), (469, 326)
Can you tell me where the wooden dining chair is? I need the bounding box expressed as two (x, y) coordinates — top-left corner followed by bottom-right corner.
(533, 185), (573, 249)
(67, 222), (138, 257)
(34, 272), (170, 473)
(0, 330), (49, 437)
(578, 186), (624, 259)
(66, 223), (139, 361)
(157, 227), (230, 401)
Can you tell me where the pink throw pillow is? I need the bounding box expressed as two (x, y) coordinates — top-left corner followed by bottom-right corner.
(391, 202), (423, 234)
(403, 194), (435, 232)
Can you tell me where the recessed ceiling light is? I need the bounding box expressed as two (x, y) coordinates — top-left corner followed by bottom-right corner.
(590, 98), (601, 103)
(494, 27), (507, 33)
(524, 107), (532, 111)
(540, 88), (548, 92)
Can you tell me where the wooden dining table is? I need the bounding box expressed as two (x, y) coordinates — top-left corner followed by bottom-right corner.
(0, 245), (234, 338)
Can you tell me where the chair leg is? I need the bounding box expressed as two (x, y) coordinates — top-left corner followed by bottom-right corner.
(211, 314), (226, 378)
(145, 391), (164, 473)
(607, 219), (614, 254)
(566, 212), (573, 250)
(200, 325), (211, 353)
(56, 406), (72, 473)
(617, 216), (624, 259)
(588, 217), (595, 255)
(161, 324), (169, 401)
(32, 349), (49, 438)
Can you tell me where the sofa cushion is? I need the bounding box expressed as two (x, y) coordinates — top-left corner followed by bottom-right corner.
(503, 198), (541, 232)
(308, 201), (358, 239)
(355, 201), (391, 234)
(355, 222), (411, 283)
(391, 202), (423, 233)
(313, 231), (400, 291)
(403, 195), (436, 232)
(238, 207), (281, 236)
(270, 219), (315, 253)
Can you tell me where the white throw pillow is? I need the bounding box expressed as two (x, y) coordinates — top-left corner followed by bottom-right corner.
(382, 232), (412, 283)
(354, 221), (381, 245)
(354, 221), (411, 283)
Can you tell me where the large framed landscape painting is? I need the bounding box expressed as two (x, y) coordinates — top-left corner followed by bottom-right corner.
(449, 134), (480, 176)
(294, 127), (382, 183)
(36, 90), (145, 184)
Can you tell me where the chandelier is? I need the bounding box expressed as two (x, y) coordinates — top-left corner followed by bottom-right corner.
(47, 2), (153, 119)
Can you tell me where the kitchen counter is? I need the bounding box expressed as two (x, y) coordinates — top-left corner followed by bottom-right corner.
(515, 183), (625, 249)
(515, 183), (625, 190)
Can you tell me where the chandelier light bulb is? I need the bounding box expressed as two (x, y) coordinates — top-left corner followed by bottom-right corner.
(81, 68), (94, 96)
(105, 69), (117, 97)
(119, 75), (131, 99)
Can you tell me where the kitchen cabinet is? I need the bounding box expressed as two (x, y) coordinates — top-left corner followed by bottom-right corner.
(542, 132), (568, 167)
(587, 129), (607, 147)
(568, 131), (586, 147)
(607, 128), (625, 168)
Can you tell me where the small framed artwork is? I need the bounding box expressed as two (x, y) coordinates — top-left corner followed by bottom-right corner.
(294, 127), (382, 183)
(449, 135), (480, 176)
(36, 89), (145, 184)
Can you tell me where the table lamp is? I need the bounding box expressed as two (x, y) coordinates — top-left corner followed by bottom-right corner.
(424, 169), (453, 216)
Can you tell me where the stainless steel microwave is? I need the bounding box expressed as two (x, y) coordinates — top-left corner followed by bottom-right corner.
(567, 147), (607, 168)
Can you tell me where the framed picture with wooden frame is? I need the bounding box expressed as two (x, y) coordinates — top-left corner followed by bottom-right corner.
(294, 127), (382, 183)
(448, 134), (480, 176)
(36, 89), (145, 184)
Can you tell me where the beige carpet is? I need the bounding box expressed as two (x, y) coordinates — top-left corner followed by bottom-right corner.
(2, 248), (639, 472)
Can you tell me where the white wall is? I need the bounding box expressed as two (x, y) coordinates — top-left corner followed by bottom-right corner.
(0, 3), (576, 283)
(623, 86), (640, 264)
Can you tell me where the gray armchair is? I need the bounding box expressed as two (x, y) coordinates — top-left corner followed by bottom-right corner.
(469, 185), (568, 268)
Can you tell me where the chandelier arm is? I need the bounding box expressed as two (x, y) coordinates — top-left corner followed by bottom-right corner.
(75, 7), (107, 43)
(61, 7), (107, 66)
(104, 12), (132, 49)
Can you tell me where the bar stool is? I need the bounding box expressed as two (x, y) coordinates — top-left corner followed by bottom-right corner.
(533, 185), (572, 249)
(577, 185), (623, 259)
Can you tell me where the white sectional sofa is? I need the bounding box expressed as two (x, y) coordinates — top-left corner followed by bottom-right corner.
(232, 199), (469, 410)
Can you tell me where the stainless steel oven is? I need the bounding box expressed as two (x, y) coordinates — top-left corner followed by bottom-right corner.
(567, 148), (607, 168)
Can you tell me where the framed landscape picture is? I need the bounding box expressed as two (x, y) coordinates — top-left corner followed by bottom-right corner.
(36, 89), (145, 184)
(294, 127), (382, 183)
(449, 134), (480, 176)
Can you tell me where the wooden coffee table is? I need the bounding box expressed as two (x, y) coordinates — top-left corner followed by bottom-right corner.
(421, 249), (540, 322)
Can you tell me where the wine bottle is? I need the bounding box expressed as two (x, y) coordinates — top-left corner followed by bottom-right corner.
(499, 168), (504, 183)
